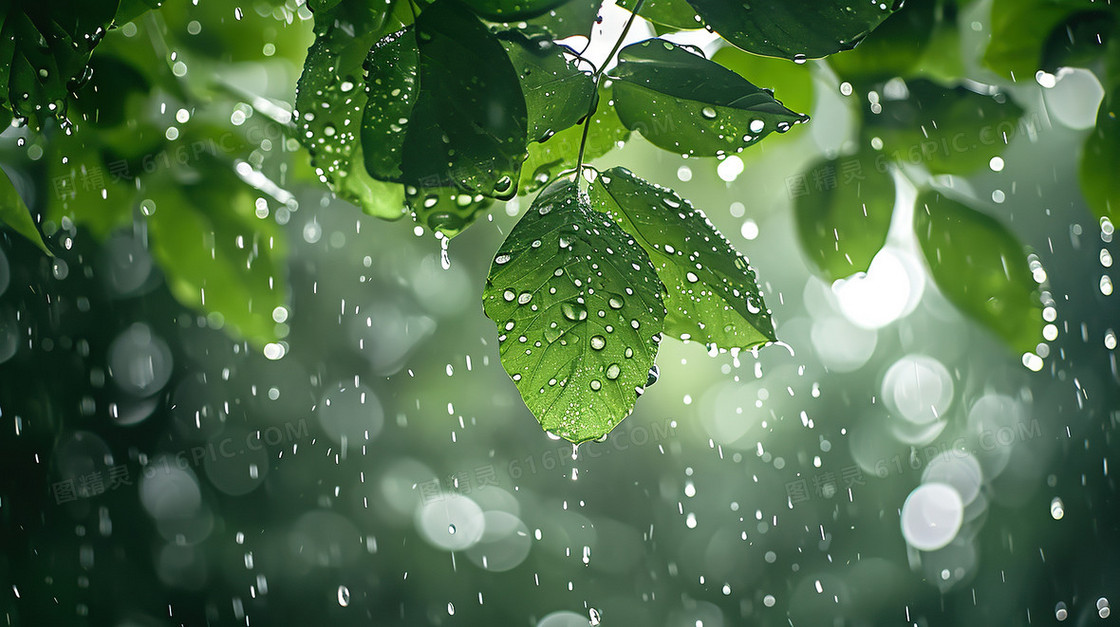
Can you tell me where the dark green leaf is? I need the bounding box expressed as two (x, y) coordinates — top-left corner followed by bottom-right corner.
(70, 55), (150, 128)
(616, 0), (702, 30)
(983, 0), (1081, 79)
(682, 0), (901, 60)
(362, 0), (529, 199)
(914, 190), (1042, 354)
(517, 85), (629, 194)
(461, 0), (567, 20)
(0, 167), (51, 256)
(114, 0), (164, 25)
(867, 78), (1024, 175)
(1041, 10), (1116, 73)
(0, 1), (120, 129)
(297, 14), (406, 220)
(611, 39), (807, 156)
(145, 166), (288, 348)
(406, 185), (493, 238)
(521, 0), (601, 38)
(793, 153), (895, 281)
(589, 166), (775, 350)
(827, 0), (939, 83)
(483, 178), (666, 443)
(1080, 89), (1119, 221)
(498, 28), (596, 143)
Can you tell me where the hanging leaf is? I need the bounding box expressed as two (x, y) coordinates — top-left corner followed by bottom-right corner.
(517, 85), (629, 194)
(867, 78), (1024, 175)
(361, 0), (528, 199)
(793, 153), (896, 281)
(611, 39), (807, 157)
(913, 190), (1042, 354)
(616, 0), (702, 30)
(497, 28), (596, 143)
(296, 10), (406, 220)
(0, 167), (52, 256)
(1080, 89), (1119, 222)
(483, 178), (666, 443)
(406, 185), (493, 238)
(145, 164), (288, 348)
(589, 166), (775, 350)
(681, 0), (901, 60)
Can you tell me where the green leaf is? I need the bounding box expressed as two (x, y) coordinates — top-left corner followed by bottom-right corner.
(710, 44), (813, 115)
(867, 78), (1024, 175)
(406, 185), (493, 238)
(827, 0), (939, 83)
(70, 55), (150, 128)
(483, 178), (666, 443)
(983, 0), (1081, 79)
(361, 0), (529, 199)
(913, 190), (1042, 354)
(682, 0), (901, 60)
(521, 0), (600, 38)
(611, 39), (807, 157)
(145, 166), (288, 348)
(296, 13), (407, 220)
(616, 0), (702, 30)
(589, 166), (775, 350)
(1040, 10), (1116, 73)
(517, 85), (629, 194)
(0, 1), (121, 129)
(1080, 89), (1119, 222)
(498, 28), (596, 143)
(461, 0), (566, 20)
(793, 153), (895, 281)
(114, 0), (164, 25)
(0, 167), (52, 256)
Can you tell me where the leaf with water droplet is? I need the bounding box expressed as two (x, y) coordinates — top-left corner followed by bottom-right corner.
(616, 0), (702, 30)
(913, 190), (1042, 354)
(515, 0), (603, 38)
(826, 0), (939, 83)
(0, 167), (51, 256)
(611, 39), (807, 157)
(794, 151), (895, 281)
(497, 27), (596, 143)
(589, 166), (776, 350)
(459, 0), (568, 20)
(361, 0), (529, 200)
(681, 0), (902, 60)
(297, 8), (406, 220)
(406, 185), (492, 238)
(483, 179), (666, 443)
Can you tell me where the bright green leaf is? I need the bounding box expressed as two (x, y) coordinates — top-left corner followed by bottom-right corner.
(611, 39), (807, 157)
(498, 28), (596, 143)
(793, 153), (896, 281)
(616, 0), (702, 30)
(914, 190), (1042, 354)
(145, 166), (288, 348)
(1080, 90), (1119, 222)
(0, 167), (51, 256)
(682, 0), (901, 60)
(517, 85), (629, 194)
(983, 0), (1082, 79)
(710, 45), (813, 116)
(483, 178), (666, 443)
(589, 166), (775, 350)
(406, 185), (493, 238)
(297, 14), (406, 220)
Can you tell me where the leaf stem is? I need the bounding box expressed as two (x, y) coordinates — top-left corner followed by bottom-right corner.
(574, 0), (646, 178)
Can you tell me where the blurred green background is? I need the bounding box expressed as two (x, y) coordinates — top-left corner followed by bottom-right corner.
(1, 0), (1119, 625)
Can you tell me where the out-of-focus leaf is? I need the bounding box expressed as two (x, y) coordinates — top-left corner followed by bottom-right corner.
(914, 190), (1042, 354)
(589, 166), (775, 349)
(711, 44), (813, 115)
(1080, 89), (1119, 221)
(612, 39), (807, 157)
(1041, 10), (1116, 72)
(682, 0), (901, 60)
(361, 0), (528, 199)
(827, 0), (939, 83)
(483, 178), (665, 443)
(406, 185), (492, 238)
(0, 167), (52, 255)
(461, 0), (566, 20)
(0, 1), (120, 129)
(70, 55), (150, 128)
(145, 164), (288, 347)
(498, 28), (596, 143)
(521, 0), (602, 38)
(296, 10), (406, 220)
(517, 85), (629, 194)
(793, 153), (895, 281)
(617, 0), (701, 30)
(868, 78), (1024, 175)
(983, 0), (1081, 79)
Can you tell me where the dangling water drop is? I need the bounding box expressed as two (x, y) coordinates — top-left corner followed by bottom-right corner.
(439, 234), (451, 270)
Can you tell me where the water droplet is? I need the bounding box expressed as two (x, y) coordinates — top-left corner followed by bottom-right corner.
(517, 291), (533, 305)
(494, 253), (511, 265)
(1050, 497), (1064, 520)
(647, 364), (660, 387)
(448, 524), (457, 534)
(793, 53), (807, 64)
(561, 302), (587, 321)
(685, 272), (699, 283)
(447, 602), (455, 616)
(605, 363), (621, 380)
(589, 607), (602, 625)
(590, 335), (606, 350)
(749, 119), (765, 133)
(503, 289), (516, 302)
(608, 295), (624, 309)
(337, 585), (350, 607)
(701, 106), (717, 119)
(494, 176), (513, 195)
(589, 379), (602, 391)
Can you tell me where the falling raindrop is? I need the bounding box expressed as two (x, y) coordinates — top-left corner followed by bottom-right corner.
(337, 585), (350, 607)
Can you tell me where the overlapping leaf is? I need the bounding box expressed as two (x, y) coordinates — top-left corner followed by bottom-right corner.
(611, 40), (807, 156)
(914, 190), (1042, 354)
(361, 0), (528, 199)
(498, 28), (596, 143)
(0, 167), (51, 255)
(483, 179), (666, 443)
(616, 0), (702, 30)
(589, 166), (775, 350)
(1080, 89), (1119, 221)
(682, 0), (901, 60)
